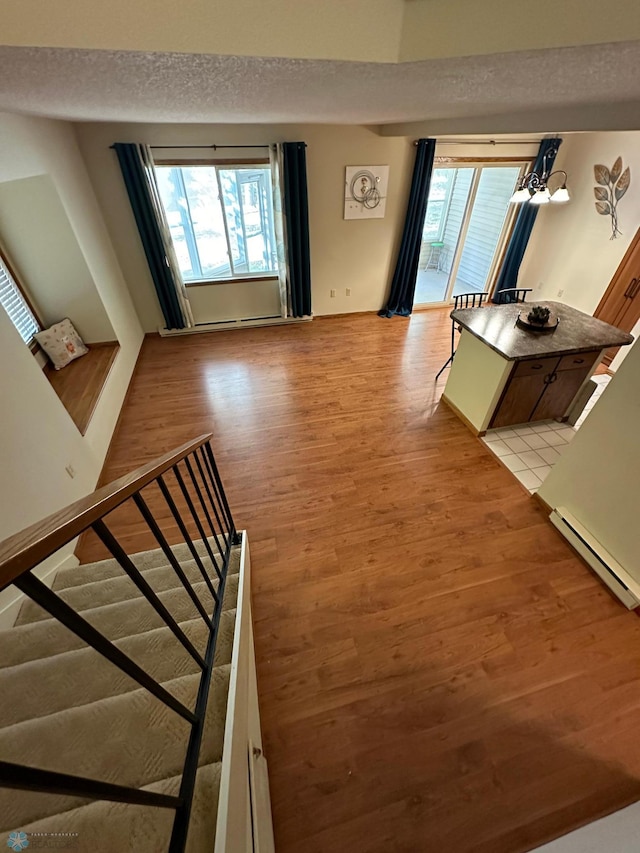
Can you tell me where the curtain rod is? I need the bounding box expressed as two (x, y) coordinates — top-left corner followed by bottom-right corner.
(150, 144), (270, 150)
(109, 143), (270, 150)
(415, 139), (540, 146)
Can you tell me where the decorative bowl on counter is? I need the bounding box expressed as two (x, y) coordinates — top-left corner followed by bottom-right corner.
(516, 305), (560, 332)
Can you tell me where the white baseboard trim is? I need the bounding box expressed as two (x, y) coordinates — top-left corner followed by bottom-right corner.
(158, 315), (312, 337)
(0, 552), (79, 630)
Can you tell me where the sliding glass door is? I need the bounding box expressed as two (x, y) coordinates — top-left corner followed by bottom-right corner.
(415, 163), (525, 306)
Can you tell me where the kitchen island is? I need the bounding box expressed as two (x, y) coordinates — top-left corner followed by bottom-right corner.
(441, 300), (633, 433)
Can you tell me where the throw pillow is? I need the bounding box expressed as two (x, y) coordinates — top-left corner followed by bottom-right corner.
(35, 319), (89, 370)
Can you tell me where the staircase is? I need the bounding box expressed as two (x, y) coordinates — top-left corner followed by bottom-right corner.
(0, 435), (274, 852)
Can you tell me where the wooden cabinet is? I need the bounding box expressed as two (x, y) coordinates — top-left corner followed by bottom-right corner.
(489, 351), (599, 428)
(594, 227), (640, 365)
(490, 357), (556, 428)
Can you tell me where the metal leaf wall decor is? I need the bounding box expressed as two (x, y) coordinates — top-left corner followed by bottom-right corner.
(594, 157), (631, 239)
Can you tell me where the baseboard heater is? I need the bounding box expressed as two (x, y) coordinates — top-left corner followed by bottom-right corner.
(550, 507), (639, 609)
(158, 315), (312, 337)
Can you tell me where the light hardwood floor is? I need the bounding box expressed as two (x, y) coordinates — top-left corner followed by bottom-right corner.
(78, 310), (640, 853)
(45, 342), (119, 435)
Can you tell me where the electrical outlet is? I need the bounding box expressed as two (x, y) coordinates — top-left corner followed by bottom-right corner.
(330, 289), (336, 298)
(65, 464), (76, 479)
(538, 281), (544, 290)
(346, 288), (351, 296)
(557, 288), (564, 297)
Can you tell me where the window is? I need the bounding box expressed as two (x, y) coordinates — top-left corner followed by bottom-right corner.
(0, 250), (40, 346)
(155, 164), (278, 284)
(416, 162), (527, 305)
(422, 169), (456, 243)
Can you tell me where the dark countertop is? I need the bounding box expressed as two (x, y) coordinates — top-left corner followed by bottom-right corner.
(451, 300), (634, 361)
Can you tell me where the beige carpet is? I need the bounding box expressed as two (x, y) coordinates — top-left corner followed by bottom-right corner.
(0, 538), (239, 852)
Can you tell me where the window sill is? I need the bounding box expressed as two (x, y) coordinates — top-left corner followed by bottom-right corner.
(185, 276), (278, 288)
(44, 342), (120, 435)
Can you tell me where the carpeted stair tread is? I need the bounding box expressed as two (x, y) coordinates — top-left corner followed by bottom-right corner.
(0, 605), (237, 727)
(0, 664), (231, 831)
(15, 557), (230, 627)
(11, 761), (222, 852)
(0, 618), (206, 728)
(53, 537), (229, 589)
(54, 541), (240, 592)
(0, 576), (239, 670)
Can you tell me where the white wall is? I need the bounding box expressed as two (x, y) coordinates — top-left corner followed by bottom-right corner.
(74, 123), (541, 331)
(0, 111), (144, 617)
(0, 306), (98, 535)
(610, 318), (640, 371)
(519, 131), (640, 317)
(187, 280), (282, 325)
(0, 0), (404, 62)
(538, 333), (640, 576)
(2, 0), (640, 65)
(74, 122), (416, 329)
(0, 174), (116, 342)
(400, 0), (640, 60)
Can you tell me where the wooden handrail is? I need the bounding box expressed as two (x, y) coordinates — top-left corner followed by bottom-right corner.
(0, 434), (214, 591)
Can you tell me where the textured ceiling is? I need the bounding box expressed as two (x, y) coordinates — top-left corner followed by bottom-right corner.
(0, 41), (639, 128)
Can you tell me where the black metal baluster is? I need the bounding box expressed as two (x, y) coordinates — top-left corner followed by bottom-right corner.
(133, 492), (216, 627)
(14, 573), (196, 724)
(0, 761), (182, 810)
(184, 455), (225, 561)
(201, 443), (233, 539)
(0, 438), (246, 848)
(172, 464), (223, 582)
(204, 442), (241, 545)
(92, 520), (206, 669)
(201, 444), (234, 549)
(157, 475), (220, 601)
(196, 446), (230, 554)
(168, 553), (229, 852)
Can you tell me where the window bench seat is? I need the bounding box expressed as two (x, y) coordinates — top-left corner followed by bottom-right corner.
(44, 342), (119, 435)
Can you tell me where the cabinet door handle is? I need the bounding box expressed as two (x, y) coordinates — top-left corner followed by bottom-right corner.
(624, 277), (638, 298)
(629, 278), (640, 300)
(544, 373), (558, 384)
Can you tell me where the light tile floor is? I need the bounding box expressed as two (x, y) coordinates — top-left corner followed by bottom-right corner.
(481, 373), (610, 493)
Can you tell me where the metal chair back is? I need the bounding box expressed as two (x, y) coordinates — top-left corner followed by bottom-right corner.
(436, 291), (489, 380)
(453, 291), (489, 310)
(494, 287), (532, 304)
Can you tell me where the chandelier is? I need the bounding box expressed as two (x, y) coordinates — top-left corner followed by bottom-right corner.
(510, 147), (570, 206)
